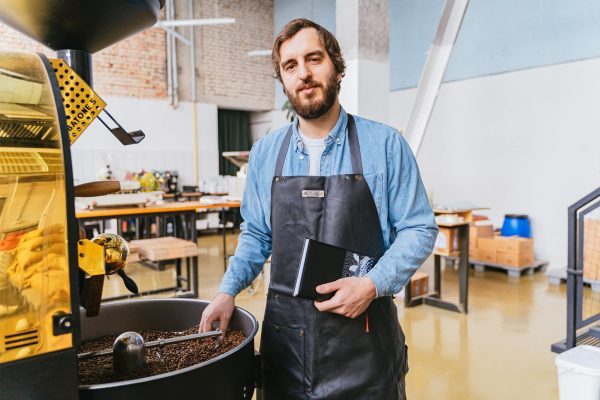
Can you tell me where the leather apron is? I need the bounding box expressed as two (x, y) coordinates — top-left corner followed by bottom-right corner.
(261, 115), (408, 400)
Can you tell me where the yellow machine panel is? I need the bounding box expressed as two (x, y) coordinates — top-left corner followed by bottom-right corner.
(0, 52), (73, 363)
(49, 58), (106, 144)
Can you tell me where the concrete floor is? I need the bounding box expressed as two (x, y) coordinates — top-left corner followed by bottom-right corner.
(102, 232), (576, 399)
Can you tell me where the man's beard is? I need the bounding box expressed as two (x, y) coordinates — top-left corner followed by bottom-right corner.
(285, 73), (338, 120)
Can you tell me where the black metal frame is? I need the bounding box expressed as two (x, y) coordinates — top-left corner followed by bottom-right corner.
(41, 52), (83, 343)
(56, 49), (93, 86)
(552, 186), (600, 353)
(215, 207), (237, 270)
(405, 223), (469, 313)
(77, 209), (199, 299)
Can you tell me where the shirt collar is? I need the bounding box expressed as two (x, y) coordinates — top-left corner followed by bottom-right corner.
(292, 107), (348, 153)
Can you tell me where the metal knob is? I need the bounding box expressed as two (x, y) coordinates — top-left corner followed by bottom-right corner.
(113, 331), (145, 375)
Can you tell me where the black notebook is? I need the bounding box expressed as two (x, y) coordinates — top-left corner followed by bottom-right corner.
(293, 238), (377, 300)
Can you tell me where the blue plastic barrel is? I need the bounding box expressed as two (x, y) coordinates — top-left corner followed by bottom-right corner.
(501, 214), (531, 238)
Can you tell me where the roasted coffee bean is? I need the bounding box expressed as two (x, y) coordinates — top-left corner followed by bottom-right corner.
(78, 325), (245, 385)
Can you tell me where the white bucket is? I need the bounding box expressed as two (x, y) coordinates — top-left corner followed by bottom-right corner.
(556, 345), (600, 400)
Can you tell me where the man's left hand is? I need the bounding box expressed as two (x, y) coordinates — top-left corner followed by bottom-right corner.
(313, 277), (377, 318)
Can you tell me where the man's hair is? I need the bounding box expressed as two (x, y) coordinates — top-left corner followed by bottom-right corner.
(272, 18), (346, 83)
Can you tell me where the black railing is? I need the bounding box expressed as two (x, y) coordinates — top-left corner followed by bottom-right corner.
(553, 186), (600, 353)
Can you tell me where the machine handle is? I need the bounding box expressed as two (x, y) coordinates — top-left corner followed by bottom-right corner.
(117, 269), (139, 294)
(74, 181), (120, 197)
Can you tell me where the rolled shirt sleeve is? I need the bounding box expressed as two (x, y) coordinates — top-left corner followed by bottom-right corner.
(366, 133), (439, 297)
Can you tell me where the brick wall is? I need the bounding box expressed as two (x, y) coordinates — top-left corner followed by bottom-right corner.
(93, 29), (167, 98)
(0, 23), (167, 98)
(0, 0), (275, 109)
(177, 0), (275, 110)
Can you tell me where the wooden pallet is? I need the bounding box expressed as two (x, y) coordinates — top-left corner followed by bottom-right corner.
(470, 259), (548, 278)
(584, 279), (600, 293)
(546, 268), (600, 292)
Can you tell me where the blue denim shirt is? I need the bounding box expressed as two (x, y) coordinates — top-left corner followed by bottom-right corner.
(219, 108), (438, 297)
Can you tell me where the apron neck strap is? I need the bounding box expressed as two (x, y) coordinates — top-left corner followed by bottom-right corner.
(347, 114), (363, 175)
(274, 114), (363, 176)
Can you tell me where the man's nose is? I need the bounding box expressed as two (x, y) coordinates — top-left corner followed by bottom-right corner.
(298, 63), (311, 80)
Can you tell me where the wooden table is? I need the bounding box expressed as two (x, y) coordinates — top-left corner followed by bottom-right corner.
(76, 201), (241, 298)
(405, 220), (470, 313)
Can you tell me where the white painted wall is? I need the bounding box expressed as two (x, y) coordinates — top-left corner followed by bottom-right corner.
(70, 97), (219, 186)
(390, 57), (600, 270)
(339, 58), (359, 116)
(357, 58), (389, 124)
(336, 0), (390, 125)
(339, 58), (390, 124)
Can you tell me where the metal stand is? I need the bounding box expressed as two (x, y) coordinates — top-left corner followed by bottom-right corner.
(405, 223), (469, 313)
(197, 206), (237, 271)
(220, 207), (238, 271)
(221, 208), (228, 270)
(552, 186), (600, 353)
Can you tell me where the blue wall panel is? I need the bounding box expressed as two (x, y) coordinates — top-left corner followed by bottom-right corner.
(390, 0), (445, 90)
(274, 0), (336, 34)
(390, 0), (600, 91)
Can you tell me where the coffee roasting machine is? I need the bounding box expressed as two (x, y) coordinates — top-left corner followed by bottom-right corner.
(0, 1), (258, 399)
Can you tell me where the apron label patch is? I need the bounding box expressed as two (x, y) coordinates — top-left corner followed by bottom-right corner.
(302, 190), (325, 198)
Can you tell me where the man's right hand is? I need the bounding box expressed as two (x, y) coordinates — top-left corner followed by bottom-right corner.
(199, 292), (235, 333)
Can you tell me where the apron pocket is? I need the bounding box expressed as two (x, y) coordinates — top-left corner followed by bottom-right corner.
(261, 322), (306, 396)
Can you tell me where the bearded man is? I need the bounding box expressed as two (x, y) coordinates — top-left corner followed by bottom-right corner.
(200, 18), (438, 400)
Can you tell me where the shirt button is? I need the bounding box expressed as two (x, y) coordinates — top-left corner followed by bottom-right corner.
(336, 138), (341, 144)
(299, 155), (305, 160)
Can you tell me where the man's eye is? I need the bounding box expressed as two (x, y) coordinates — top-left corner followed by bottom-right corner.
(285, 64), (295, 71)
(309, 58), (319, 62)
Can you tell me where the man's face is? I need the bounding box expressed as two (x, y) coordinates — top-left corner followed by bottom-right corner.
(279, 28), (341, 120)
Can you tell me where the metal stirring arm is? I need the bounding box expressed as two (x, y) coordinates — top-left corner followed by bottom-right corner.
(77, 329), (223, 360)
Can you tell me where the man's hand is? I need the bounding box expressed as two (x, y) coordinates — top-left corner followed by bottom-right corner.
(199, 293), (235, 333)
(313, 277), (377, 318)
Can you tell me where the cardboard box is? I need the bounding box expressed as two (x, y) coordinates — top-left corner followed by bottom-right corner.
(469, 251), (481, 262)
(477, 237), (497, 252)
(587, 218), (600, 236)
(471, 249), (496, 263)
(470, 224), (494, 240)
(410, 271), (429, 297)
(434, 227), (459, 254)
(584, 217), (600, 281)
(495, 236), (533, 254)
(496, 251), (534, 268)
(469, 223), (493, 250)
(585, 257), (598, 280)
